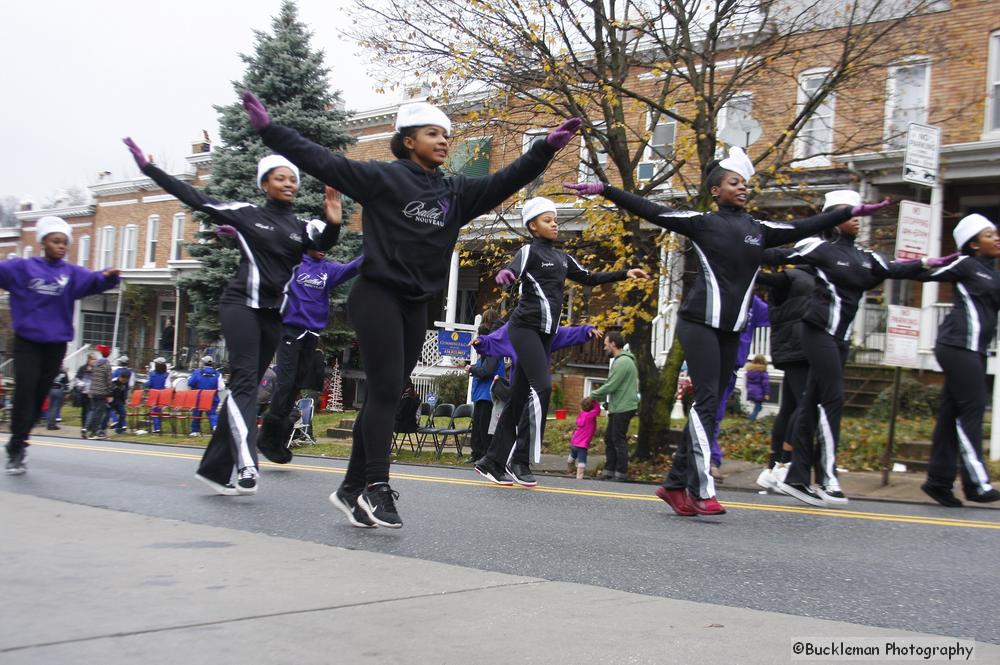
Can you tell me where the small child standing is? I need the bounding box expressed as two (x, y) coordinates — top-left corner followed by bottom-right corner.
(567, 397), (601, 479)
(109, 370), (132, 434)
(744, 354), (771, 421)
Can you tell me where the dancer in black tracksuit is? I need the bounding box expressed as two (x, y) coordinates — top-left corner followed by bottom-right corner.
(917, 213), (1000, 506)
(566, 150), (882, 516)
(762, 191), (939, 507)
(755, 266), (814, 491)
(123, 138), (340, 496)
(475, 196), (647, 486)
(243, 91), (582, 526)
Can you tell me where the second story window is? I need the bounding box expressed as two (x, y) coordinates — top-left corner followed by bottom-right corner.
(78, 235), (90, 268)
(885, 59), (930, 149)
(795, 69), (835, 165)
(579, 122), (608, 184)
(638, 112), (677, 183)
(522, 130), (548, 195)
(986, 31), (1000, 135)
(171, 213), (185, 261)
(99, 226), (115, 269)
(145, 214), (159, 266)
(121, 225), (138, 270)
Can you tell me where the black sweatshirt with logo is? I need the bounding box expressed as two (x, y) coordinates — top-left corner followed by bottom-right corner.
(600, 186), (851, 331)
(919, 254), (1000, 354)
(141, 164), (340, 310)
(260, 123), (558, 301)
(505, 237), (628, 334)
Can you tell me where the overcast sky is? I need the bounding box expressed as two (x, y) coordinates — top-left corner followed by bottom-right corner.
(0, 0), (392, 204)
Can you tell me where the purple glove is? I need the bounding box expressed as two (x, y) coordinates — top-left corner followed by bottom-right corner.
(241, 90), (271, 131)
(123, 137), (149, 169)
(925, 252), (959, 268)
(563, 181), (604, 196)
(495, 269), (516, 286)
(216, 225), (238, 239)
(546, 117), (583, 150)
(851, 198), (891, 217)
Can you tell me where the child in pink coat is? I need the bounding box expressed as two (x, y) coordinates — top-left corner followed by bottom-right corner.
(567, 397), (601, 479)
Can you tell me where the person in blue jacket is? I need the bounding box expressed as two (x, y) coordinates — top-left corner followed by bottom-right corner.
(187, 356), (223, 435)
(0, 216), (120, 474)
(465, 323), (506, 464)
(145, 357), (170, 434)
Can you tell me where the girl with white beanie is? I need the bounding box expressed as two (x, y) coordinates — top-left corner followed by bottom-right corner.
(476, 197), (647, 487)
(242, 91), (581, 527)
(122, 137), (341, 497)
(0, 217), (120, 474)
(916, 213), (1000, 506)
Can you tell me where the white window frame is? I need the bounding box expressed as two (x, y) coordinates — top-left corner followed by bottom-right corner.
(884, 58), (930, 149)
(99, 225), (115, 269)
(78, 235), (91, 268)
(22, 246), (32, 259)
(170, 213), (185, 261)
(145, 214), (160, 266)
(717, 93), (754, 146)
(637, 111), (677, 185)
(794, 68), (835, 167)
(121, 224), (138, 270)
(984, 31), (1000, 138)
(579, 122), (609, 184)
(521, 129), (548, 195)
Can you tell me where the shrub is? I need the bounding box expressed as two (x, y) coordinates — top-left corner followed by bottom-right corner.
(432, 371), (469, 406)
(867, 376), (940, 420)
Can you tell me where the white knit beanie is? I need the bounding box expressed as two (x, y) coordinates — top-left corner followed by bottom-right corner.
(521, 197), (557, 226)
(953, 213), (996, 250)
(395, 102), (452, 134)
(256, 155), (300, 192)
(822, 189), (861, 211)
(35, 216), (73, 245)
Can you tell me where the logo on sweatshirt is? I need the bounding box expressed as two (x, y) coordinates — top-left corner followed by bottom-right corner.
(28, 275), (70, 296)
(296, 272), (329, 290)
(289, 232), (302, 243)
(254, 222), (275, 231)
(540, 261), (555, 268)
(744, 234), (762, 246)
(403, 201), (446, 227)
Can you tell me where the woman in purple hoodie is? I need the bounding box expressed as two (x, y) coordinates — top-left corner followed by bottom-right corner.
(0, 216), (120, 474)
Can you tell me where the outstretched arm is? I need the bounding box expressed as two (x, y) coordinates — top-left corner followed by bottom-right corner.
(552, 324), (597, 351)
(565, 255), (649, 286)
(567, 183), (704, 236)
(761, 199), (890, 247)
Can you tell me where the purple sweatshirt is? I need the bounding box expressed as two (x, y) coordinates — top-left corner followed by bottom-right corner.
(0, 257), (120, 343)
(280, 255), (363, 331)
(475, 322), (595, 372)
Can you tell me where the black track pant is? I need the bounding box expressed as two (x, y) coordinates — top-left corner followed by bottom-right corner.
(197, 304), (281, 484)
(769, 362), (809, 467)
(265, 326), (319, 422)
(785, 323), (849, 488)
(343, 278), (427, 490)
(7, 337), (65, 454)
(665, 319), (739, 499)
(604, 410), (635, 475)
(469, 400), (494, 460)
(486, 325), (553, 467)
(927, 343), (995, 499)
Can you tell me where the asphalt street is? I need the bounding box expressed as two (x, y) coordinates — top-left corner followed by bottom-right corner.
(4, 434), (998, 645)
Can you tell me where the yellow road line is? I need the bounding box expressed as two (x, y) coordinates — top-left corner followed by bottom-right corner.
(31, 440), (1000, 531)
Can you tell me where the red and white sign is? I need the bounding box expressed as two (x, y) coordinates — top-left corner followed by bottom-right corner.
(883, 305), (921, 369)
(895, 201), (932, 261)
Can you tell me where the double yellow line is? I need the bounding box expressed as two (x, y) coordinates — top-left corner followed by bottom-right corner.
(31, 440), (1000, 531)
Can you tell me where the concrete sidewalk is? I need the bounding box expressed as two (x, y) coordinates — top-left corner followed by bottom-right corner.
(2, 490), (996, 665)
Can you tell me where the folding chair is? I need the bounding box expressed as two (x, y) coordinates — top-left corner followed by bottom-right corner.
(288, 397), (316, 448)
(170, 390), (198, 436)
(416, 403), (454, 455)
(392, 399), (425, 454)
(192, 389), (217, 434)
(435, 402), (474, 458)
(126, 389), (145, 431)
(147, 388), (172, 434)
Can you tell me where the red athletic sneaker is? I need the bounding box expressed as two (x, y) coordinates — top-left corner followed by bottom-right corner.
(655, 486), (696, 516)
(691, 495), (726, 515)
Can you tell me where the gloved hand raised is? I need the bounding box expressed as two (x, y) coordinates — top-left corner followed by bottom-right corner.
(924, 252), (959, 269)
(216, 225), (238, 239)
(546, 118), (583, 150)
(851, 198), (891, 217)
(241, 91), (271, 131)
(563, 181), (605, 196)
(122, 137), (149, 170)
(495, 269), (516, 286)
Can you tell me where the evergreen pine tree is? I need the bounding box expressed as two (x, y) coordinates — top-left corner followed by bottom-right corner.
(180, 0), (357, 342)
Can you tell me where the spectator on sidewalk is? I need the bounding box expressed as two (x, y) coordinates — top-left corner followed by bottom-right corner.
(108, 370), (131, 434)
(84, 345), (114, 440)
(188, 356), (223, 436)
(465, 324), (505, 464)
(73, 354), (96, 436)
(744, 354), (771, 421)
(45, 366), (69, 430)
(567, 396), (600, 479)
(146, 357), (170, 434)
(588, 332), (639, 482)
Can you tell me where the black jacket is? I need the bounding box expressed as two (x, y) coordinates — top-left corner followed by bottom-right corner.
(141, 164), (340, 310)
(756, 268), (814, 367)
(505, 238), (627, 334)
(920, 255), (1000, 355)
(260, 123), (558, 301)
(602, 187), (851, 331)
(764, 235), (924, 341)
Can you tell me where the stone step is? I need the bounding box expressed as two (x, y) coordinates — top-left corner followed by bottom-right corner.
(338, 419), (355, 429)
(324, 427), (353, 440)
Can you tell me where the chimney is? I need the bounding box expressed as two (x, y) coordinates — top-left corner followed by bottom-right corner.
(192, 130), (211, 155)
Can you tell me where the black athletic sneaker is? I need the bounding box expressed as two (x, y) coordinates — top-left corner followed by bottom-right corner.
(921, 482), (962, 507)
(475, 458), (513, 486)
(329, 486), (377, 528)
(776, 481), (826, 507)
(967, 488), (1000, 503)
(5, 449), (26, 476)
(506, 462), (538, 487)
(358, 482), (402, 528)
(257, 416), (293, 464)
(236, 467), (258, 495)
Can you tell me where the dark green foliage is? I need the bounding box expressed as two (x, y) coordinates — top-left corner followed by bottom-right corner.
(867, 375), (941, 420)
(179, 0), (355, 341)
(433, 371), (470, 406)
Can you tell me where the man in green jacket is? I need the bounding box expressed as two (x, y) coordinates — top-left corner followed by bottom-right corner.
(589, 332), (638, 481)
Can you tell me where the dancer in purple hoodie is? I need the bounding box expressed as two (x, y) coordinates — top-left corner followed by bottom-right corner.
(0, 216), (120, 474)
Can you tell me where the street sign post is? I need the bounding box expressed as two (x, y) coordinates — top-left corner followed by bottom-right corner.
(894, 201), (932, 261)
(881, 305), (922, 485)
(902, 123), (940, 187)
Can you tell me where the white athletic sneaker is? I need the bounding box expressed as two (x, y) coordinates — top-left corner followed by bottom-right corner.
(194, 473), (239, 496)
(771, 463), (790, 493)
(755, 466), (776, 491)
(815, 485), (849, 506)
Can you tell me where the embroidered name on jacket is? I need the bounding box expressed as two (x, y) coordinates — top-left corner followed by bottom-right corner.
(297, 272), (329, 290)
(28, 275), (69, 296)
(254, 222), (275, 231)
(403, 201), (446, 227)
(744, 234), (762, 246)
